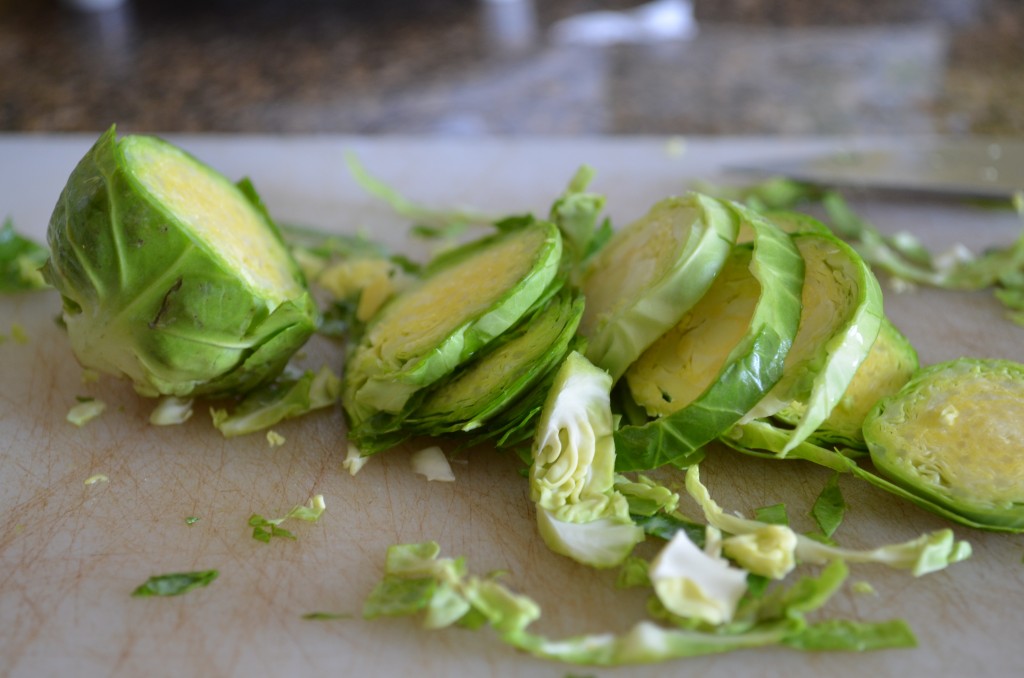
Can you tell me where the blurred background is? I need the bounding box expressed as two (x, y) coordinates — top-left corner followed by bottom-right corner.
(1, 0), (1022, 137)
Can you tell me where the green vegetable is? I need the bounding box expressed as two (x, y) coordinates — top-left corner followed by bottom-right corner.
(67, 398), (106, 426)
(43, 127), (318, 399)
(777, 316), (919, 449)
(578, 194), (739, 381)
(810, 474), (847, 539)
(211, 365), (341, 437)
(0, 217), (49, 292)
(8, 322), (28, 345)
(648, 528), (748, 624)
(382, 290), (584, 447)
(864, 358), (1024, 531)
(741, 231), (883, 454)
(825, 190), (1024, 326)
(131, 570), (218, 597)
(546, 165), (612, 266)
(530, 351), (644, 568)
(615, 204), (804, 470)
(149, 396), (194, 426)
(250, 494), (326, 543)
(684, 465), (971, 576)
(410, 445), (455, 482)
(302, 611), (352, 620)
(363, 541), (914, 665)
(342, 220), (563, 437)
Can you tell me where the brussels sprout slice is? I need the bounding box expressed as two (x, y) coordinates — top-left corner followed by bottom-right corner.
(343, 221), (563, 427)
(578, 194), (739, 381)
(407, 290), (584, 435)
(864, 358), (1024, 530)
(735, 210), (830, 244)
(779, 316), (919, 449)
(615, 205), (804, 470)
(43, 127), (317, 398)
(742, 231), (883, 454)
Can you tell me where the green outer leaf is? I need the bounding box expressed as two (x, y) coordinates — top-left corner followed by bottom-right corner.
(42, 127), (318, 398)
(580, 193), (740, 381)
(746, 231), (884, 454)
(131, 570), (218, 597)
(864, 358), (1024, 531)
(343, 220), (563, 424)
(614, 204), (804, 471)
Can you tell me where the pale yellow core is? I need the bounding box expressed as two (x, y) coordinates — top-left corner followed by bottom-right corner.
(122, 137), (299, 302)
(627, 249), (758, 416)
(580, 201), (695, 338)
(369, 226), (548, 365)
(882, 371), (1024, 505)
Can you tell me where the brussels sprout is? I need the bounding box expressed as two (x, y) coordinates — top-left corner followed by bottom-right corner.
(530, 351), (644, 568)
(778, 316), (919, 449)
(614, 204), (804, 470)
(742, 231), (884, 454)
(341, 220), (563, 437)
(864, 358), (1024, 531)
(43, 127), (318, 398)
(578, 194), (739, 381)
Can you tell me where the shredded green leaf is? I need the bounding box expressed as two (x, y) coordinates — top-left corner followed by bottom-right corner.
(131, 570), (218, 597)
(811, 474), (847, 539)
(249, 495), (326, 543)
(302, 611), (353, 620)
(754, 503), (789, 526)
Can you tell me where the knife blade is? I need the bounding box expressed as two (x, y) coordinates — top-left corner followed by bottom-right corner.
(728, 139), (1024, 199)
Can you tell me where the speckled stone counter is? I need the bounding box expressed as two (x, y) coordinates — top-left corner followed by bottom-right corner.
(1, 0), (1022, 136)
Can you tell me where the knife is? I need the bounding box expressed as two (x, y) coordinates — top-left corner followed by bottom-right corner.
(728, 138), (1024, 199)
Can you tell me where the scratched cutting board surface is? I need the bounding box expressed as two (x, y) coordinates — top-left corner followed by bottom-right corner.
(2, 135), (1023, 678)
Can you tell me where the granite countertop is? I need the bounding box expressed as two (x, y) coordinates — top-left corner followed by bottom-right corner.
(1, 0), (1023, 137)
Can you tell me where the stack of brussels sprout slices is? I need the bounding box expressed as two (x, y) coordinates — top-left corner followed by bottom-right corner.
(334, 168), (1023, 539)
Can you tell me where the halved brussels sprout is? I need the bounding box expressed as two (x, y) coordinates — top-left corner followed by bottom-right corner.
(43, 127), (318, 398)
(578, 194), (739, 381)
(864, 358), (1024, 530)
(342, 220), (563, 429)
(742, 231), (883, 454)
(614, 205), (804, 470)
(778, 316), (919, 449)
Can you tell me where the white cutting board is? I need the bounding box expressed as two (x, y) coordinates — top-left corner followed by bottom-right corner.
(2, 135), (1023, 678)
